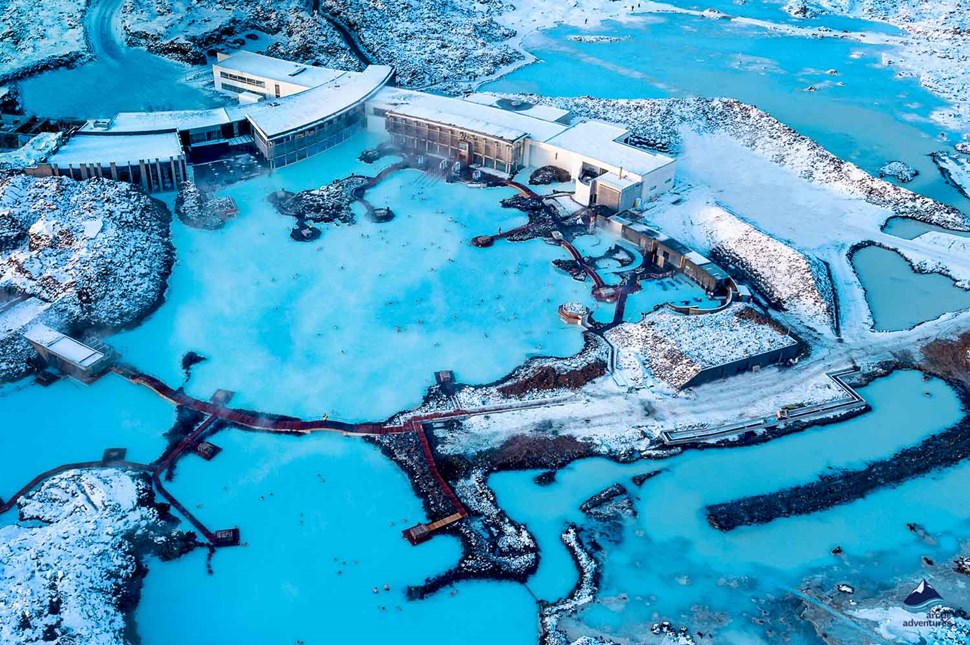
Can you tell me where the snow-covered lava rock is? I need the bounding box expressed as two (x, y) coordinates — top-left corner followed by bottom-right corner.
(879, 161), (919, 183)
(121, 0), (519, 88)
(0, 0), (88, 82)
(689, 204), (836, 331)
(931, 151), (970, 199)
(606, 305), (800, 391)
(0, 173), (173, 381)
(0, 469), (197, 644)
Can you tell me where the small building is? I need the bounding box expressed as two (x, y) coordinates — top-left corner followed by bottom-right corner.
(593, 213), (732, 294)
(31, 132), (188, 193)
(23, 323), (113, 383)
(530, 121), (676, 209)
(213, 51), (349, 100)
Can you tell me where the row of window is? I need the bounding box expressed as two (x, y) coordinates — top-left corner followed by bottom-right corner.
(219, 70), (266, 88)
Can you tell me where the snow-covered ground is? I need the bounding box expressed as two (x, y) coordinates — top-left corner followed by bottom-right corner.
(0, 133), (62, 171)
(932, 150), (970, 199)
(606, 305), (799, 390)
(0, 0), (88, 82)
(0, 469), (189, 644)
(121, 0), (361, 70)
(0, 174), (172, 381)
(655, 203), (836, 331)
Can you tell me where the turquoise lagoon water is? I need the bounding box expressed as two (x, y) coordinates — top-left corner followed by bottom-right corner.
(0, 374), (172, 499)
(135, 429), (538, 644)
(109, 134), (595, 420)
(110, 133), (719, 420)
(490, 371), (969, 639)
(882, 216), (970, 240)
(485, 11), (970, 214)
(18, 0), (221, 117)
(851, 244), (970, 331)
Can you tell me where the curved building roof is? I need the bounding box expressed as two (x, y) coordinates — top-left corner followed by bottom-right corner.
(238, 65), (393, 140)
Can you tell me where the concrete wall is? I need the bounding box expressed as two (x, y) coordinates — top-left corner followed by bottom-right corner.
(684, 343), (800, 388)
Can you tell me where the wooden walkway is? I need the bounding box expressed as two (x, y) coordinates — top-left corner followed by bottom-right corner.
(3, 365), (577, 550)
(113, 364), (398, 435)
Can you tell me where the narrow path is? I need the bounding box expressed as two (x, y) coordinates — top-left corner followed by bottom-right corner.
(85, 0), (126, 63)
(113, 364), (394, 435)
(0, 460), (152, 515)
(315, 7), (376, 67)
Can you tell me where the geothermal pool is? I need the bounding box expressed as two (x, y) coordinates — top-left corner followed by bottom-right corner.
(484, 4), (970, 214)
(490, 370), (969, 640)
(109, 135), (603, 420)
(851, 245), (970, 331)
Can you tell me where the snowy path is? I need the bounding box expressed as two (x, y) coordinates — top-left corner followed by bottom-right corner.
(85, 0), (126, 64)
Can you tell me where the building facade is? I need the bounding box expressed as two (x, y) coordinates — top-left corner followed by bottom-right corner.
(384, 111), (526, 174)
(31, 132), (188, 193)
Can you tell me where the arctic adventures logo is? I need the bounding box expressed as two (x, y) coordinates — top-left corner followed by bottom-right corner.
(900, 580), (956, 629)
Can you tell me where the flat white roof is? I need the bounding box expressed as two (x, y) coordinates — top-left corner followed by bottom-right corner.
(372, 88), (569, 143)
(91, 109), (231, 133)
(389, 104), (528, 142)
(462, 93), (571, 124)
(241, 65), (393, 139)
(596, 172), (639, 191)
(50, 132), (184, 166)
(24, 323), (105, 368)
(546, 121), (674, 177)
(215, 51), (344, 88)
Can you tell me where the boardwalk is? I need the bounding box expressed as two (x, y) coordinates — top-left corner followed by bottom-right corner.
(4, 365), (570, 550)
(114, 364), (396, 435)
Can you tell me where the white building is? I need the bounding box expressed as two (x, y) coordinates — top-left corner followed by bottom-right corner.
(365, 87), (676, 209)
(26, 52), (676, 204)
(530, 121), (676, 210)
(34, 131), (188, 193)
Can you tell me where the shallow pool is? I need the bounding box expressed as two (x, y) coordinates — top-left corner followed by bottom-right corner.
(109, 134), (592, 421)
(851, 244), (970, 331)
(490, 370), (969, 639)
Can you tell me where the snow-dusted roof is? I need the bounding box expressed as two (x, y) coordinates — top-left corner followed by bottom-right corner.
(50, 132), (184, 166)
(24, 323), (105, 368)
(388, 104), (528, 142)
(595, 172), (639, 191)
(241, 65), (393, 139)
(91, 109), (231, 133)
(546, 121), (675, 177)
(462, 92), (571, 124)
(372, 88), (569, 143)
(215, 51), (344, 88)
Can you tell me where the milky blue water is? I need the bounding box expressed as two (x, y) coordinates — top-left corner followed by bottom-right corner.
(484, 11), (970, 214)
(851, 244), (970, 331)
(17, 0), (221, 117)
(490, 371), (968, 639)
(0, 374), (172, 499)
(882, 216), (970, 240)
(4, 2), (970, 640)
(135, 429), (538, 644)
(108, 134), (604, 420)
